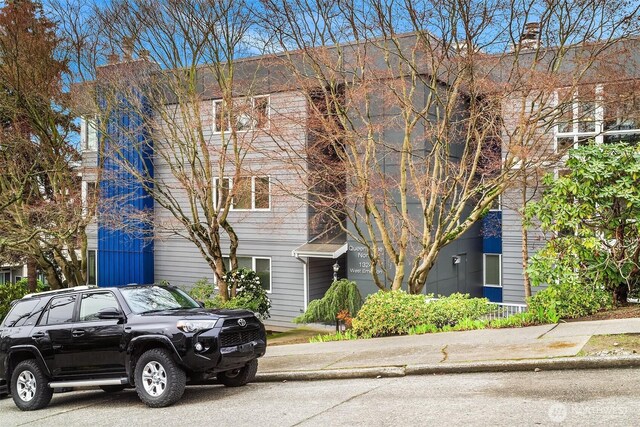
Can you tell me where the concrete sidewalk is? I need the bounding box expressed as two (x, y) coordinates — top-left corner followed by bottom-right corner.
(255, 318), (640, 382)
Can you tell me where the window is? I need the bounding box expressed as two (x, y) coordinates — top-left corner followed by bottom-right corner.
(2, 299), (40, 327)
(222, 256), (272, 292)
(555, 85), (640, 151)
(79, 292), (120, 322)
(87, 250), (97, 286)
(81, 116), (98, 151)
(42, 296), (76, 325)
(120, 286), (199, 314)
(214, 176), (271, 211)
(554, 89), (598, 152)
(254, 177), (270, 209)
(234, 177), (252, 210)
(213, 100), (230, 133)
(483, 254), (501, 287)
(213, 95), (270, 133)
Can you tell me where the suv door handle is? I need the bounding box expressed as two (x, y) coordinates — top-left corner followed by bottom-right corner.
(31, 331), (46, 339)
(72, 329), (85, 337)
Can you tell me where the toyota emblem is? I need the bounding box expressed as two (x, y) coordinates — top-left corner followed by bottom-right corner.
(237, 318), (247, 327)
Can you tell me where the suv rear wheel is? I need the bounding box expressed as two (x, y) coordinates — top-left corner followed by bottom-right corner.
(11, 360), (53, 411)
(217, 359), (258, 387)
(134, 348), (186, 408)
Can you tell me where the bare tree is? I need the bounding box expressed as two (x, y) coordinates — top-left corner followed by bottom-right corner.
(257, 0), (640, 294)
(73, 0), (290, 299)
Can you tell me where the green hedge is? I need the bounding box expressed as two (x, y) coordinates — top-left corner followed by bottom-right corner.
(351, 291), (490, 338)
(527, 281), (612, 321)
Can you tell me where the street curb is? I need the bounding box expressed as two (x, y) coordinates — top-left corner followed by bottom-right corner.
(255, 356), (640, 382)
(255, 366), (406, 382)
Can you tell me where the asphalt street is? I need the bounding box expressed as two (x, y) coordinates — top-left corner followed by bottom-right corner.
(1, 368), (638, 426)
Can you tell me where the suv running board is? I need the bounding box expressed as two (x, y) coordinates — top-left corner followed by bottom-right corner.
(48, 378), (129, 389)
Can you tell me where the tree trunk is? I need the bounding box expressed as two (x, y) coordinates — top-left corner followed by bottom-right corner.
(613, 283), (628, 306)
(26, 257), (37, 292)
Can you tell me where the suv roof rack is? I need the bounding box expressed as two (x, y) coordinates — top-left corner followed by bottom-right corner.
(22, 285), (98, 299)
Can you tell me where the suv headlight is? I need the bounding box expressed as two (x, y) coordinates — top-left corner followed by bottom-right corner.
(177, 320), (218, 333)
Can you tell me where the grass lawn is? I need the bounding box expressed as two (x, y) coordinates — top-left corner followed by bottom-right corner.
(266, 327), (330, 346)
(578, 333), (640, 356)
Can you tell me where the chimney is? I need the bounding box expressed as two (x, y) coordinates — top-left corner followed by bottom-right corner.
(520, 22), (541, 50)
(122, 37), (135, 61)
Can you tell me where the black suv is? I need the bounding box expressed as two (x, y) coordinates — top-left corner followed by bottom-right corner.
(0, 284), (267, 410)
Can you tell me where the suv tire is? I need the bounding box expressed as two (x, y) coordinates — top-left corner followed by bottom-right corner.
(217, 359), (258, 387)
(11, 360), (53, 411)
(134, 348), (186, 408)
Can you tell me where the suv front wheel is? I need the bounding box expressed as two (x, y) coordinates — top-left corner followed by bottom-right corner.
(134, 348), (186, 408)
(11, 360), (53, 411)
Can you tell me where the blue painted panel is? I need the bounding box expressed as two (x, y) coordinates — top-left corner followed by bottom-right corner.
(97, 84), (154, 287)
(483, 286), (503, 303)
(482, 211), (502, 254)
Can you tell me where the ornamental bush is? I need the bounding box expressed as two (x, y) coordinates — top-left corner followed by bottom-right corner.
(294, 279), (363, 324)
(351, 291), (491, 338)
(527, 281), (612, 321)
(351, 291), (431, 337)
(224, 268), (271, 319)
(186, 268), (271, 319)
(423, 293), (491, 328)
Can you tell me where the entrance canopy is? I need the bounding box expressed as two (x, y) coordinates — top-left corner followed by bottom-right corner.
(292, 242), (348, 259)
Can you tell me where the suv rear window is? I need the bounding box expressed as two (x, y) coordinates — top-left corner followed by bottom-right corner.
(2, 299), (40, 327)
(41, 296), (77, 325)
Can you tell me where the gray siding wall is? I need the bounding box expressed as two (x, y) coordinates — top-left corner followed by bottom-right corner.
(155, 237), (306, 329)
(501, 190), (548, 304)
(346, 223), (483, 297)
(153, 91), (310, 328)
(308, 258), (339, 302)
(499, 95), (555, 304)
(344, 79), (483, 297)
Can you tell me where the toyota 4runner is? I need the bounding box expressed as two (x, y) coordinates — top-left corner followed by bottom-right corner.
(0, 284), (267, 410)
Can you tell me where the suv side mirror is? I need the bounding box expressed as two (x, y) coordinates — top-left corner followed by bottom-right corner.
(97, 307), (124, 320)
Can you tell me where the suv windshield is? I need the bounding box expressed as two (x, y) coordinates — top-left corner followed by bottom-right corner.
(120, 286), (200, 314)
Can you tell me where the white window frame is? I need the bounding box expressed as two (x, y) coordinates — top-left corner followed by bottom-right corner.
(483, 253), (502, 288)
(81, 116), (98, 152)
(554, 84), (640, 154)
(87, 249), (97, 286)
(214, 176), (271, 211)
(81, 181), (97, 218)
(217, 256), (272, 293)
(212, 95), (271, 134)
(554, 88), (601, 155)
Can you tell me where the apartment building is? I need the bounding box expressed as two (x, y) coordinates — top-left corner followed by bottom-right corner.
(80, 34), (640, 327)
